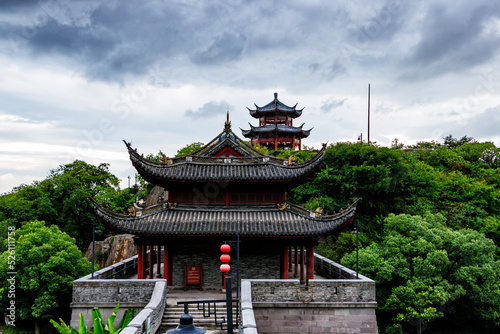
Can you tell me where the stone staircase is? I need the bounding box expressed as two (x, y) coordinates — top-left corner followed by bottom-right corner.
(160, 303), (239, 334)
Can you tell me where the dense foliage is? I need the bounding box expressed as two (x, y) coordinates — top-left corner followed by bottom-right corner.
(295, 136), (500, 333)
(0, 220), (91, 333)
(1, 135), (499, 333)
(341, 213), (500, 333)
(0, 160), (134, 250)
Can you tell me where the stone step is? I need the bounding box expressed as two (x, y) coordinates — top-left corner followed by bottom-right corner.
(161, 304), (238, 331)
(164, 309), (237, 315)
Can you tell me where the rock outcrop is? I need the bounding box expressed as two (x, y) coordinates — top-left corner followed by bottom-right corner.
(84, 234), (137, 269)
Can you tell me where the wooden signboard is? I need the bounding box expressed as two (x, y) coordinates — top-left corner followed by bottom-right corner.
(184, 265), (203, 291)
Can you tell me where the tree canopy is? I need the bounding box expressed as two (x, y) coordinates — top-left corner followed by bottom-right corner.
(0, 220), (92, 333)
(302, 137), (500, 333)
(0, 160), (131, 250)
(341, 213), (500, 333)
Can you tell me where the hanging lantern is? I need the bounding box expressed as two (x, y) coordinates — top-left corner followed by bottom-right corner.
(220, 263), (231, 273)
(220, 244), (231, 253)
(220, 254), (231, 263)
(220, 243), (231, 283)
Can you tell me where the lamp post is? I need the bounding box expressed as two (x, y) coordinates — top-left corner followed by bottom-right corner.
(351, 221), (360, 279)
(220, 243), (233, 334)
(223, 235), (240, 300)
(91, 218), (101, 279)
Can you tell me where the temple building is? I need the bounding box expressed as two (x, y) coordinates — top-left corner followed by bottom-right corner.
(241, 93), (312, 150)
(93, 115), (358, 287)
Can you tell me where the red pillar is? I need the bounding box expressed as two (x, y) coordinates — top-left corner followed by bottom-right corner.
(288, 247), (292, 271)
(156, 245), (161, 278)
(137, 245), (144, 279)
(143, 246), (148, 279)
(281, 247), (289, 279)
(306, 245), (315, 285)
(148, 246), (153, 279)
(299, 246), (305, 282)
(294, 246), (299, 277)
(163, 244), (172, 285)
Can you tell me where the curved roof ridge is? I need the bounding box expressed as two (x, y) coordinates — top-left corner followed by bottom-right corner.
(92, 197), (359, 237)
(247, 93), (304, 118)
(285, 198), (361, 220)
(125, 141), (324, 168)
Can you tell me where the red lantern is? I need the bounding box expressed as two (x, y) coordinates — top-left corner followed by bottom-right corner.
(220, 244), (231, 253)
(220, 254), (231, 263)
(220, 263), (231, 273)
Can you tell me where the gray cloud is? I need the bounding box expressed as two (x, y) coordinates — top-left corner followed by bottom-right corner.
(192, 32), (247, 65)
(1, 0), (500, 192)
(185, 101), (229, 119)
(321, 98), (348, 113)
(455, 105), (500, 140)
(400, 1), (500, 79)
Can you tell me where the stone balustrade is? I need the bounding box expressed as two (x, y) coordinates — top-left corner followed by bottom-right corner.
(240, 253), (378, 334)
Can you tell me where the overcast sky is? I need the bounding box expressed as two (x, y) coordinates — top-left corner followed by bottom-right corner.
(1, 0), (499, 193)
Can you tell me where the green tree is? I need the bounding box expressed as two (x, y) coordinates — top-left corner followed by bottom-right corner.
(290, 142), (409, 238)
(341, 213), (500, 333)
(0, 220), (92, 333)
(443, 134), (476, 149)
(0, 160), (122, 249)
(176, 142), (204, 156)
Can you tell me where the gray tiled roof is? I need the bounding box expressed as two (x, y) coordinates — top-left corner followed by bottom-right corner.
(248, 93), (304, 118)
(199, 136), (258, 157)
(241, 124), (312, 138)
(93, 200), (359, 237)
(126, 142), (324, 182)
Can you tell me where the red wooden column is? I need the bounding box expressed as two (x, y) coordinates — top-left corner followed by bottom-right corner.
(163, 244), (173, 285)
(137, 245), (144, 279)
(143, 245), (148, 279)
(306, 245), (315, 285)
(294, 246), (299, 277)
(156, 245), (161, 277)
(280, 246), (289, 279)
(299, 246), (305, 282)
(148, 246), (154, 279)
(288, 247), (292, 271)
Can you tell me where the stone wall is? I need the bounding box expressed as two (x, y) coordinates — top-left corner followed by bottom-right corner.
(172, 244), (280, 287)
(253, 305), (378, 334)
(240, 253), (379, 334)
(249, 280), (376, 304)
(71, 280), (159, 306)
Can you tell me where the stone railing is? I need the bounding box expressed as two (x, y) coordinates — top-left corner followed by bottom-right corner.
(240, 254), (378, 334)
(314, 252), (372, 280)
(90, 254), (139, 279)
(71, 253), (167, 334)
(121, 282), (169, 334)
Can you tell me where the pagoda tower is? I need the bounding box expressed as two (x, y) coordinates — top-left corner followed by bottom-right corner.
(92, 115), (358, 287)
(241, 93), (312, 150)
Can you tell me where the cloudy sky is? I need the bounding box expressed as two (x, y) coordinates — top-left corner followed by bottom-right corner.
(1, 0), (499, 193)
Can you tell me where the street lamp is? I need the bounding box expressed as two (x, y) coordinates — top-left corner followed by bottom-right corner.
(351, 221), (360, 279)
(91, 218), (101, 279)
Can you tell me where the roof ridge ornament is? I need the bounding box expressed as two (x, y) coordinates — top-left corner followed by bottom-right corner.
(224, 111), (231, 133)
(277, 202), (288, 211)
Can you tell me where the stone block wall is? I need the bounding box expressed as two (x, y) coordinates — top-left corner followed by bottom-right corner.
(253, 306), (378, 334)
(70, 279), (164, 328)
(250, 280), (376, 304)
(71, 280), (159, 305)
(241, 277), (378, 334)
(172, 244), (280, 287)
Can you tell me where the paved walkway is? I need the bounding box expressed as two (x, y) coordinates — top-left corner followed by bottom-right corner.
(166, 286), (235, 306)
